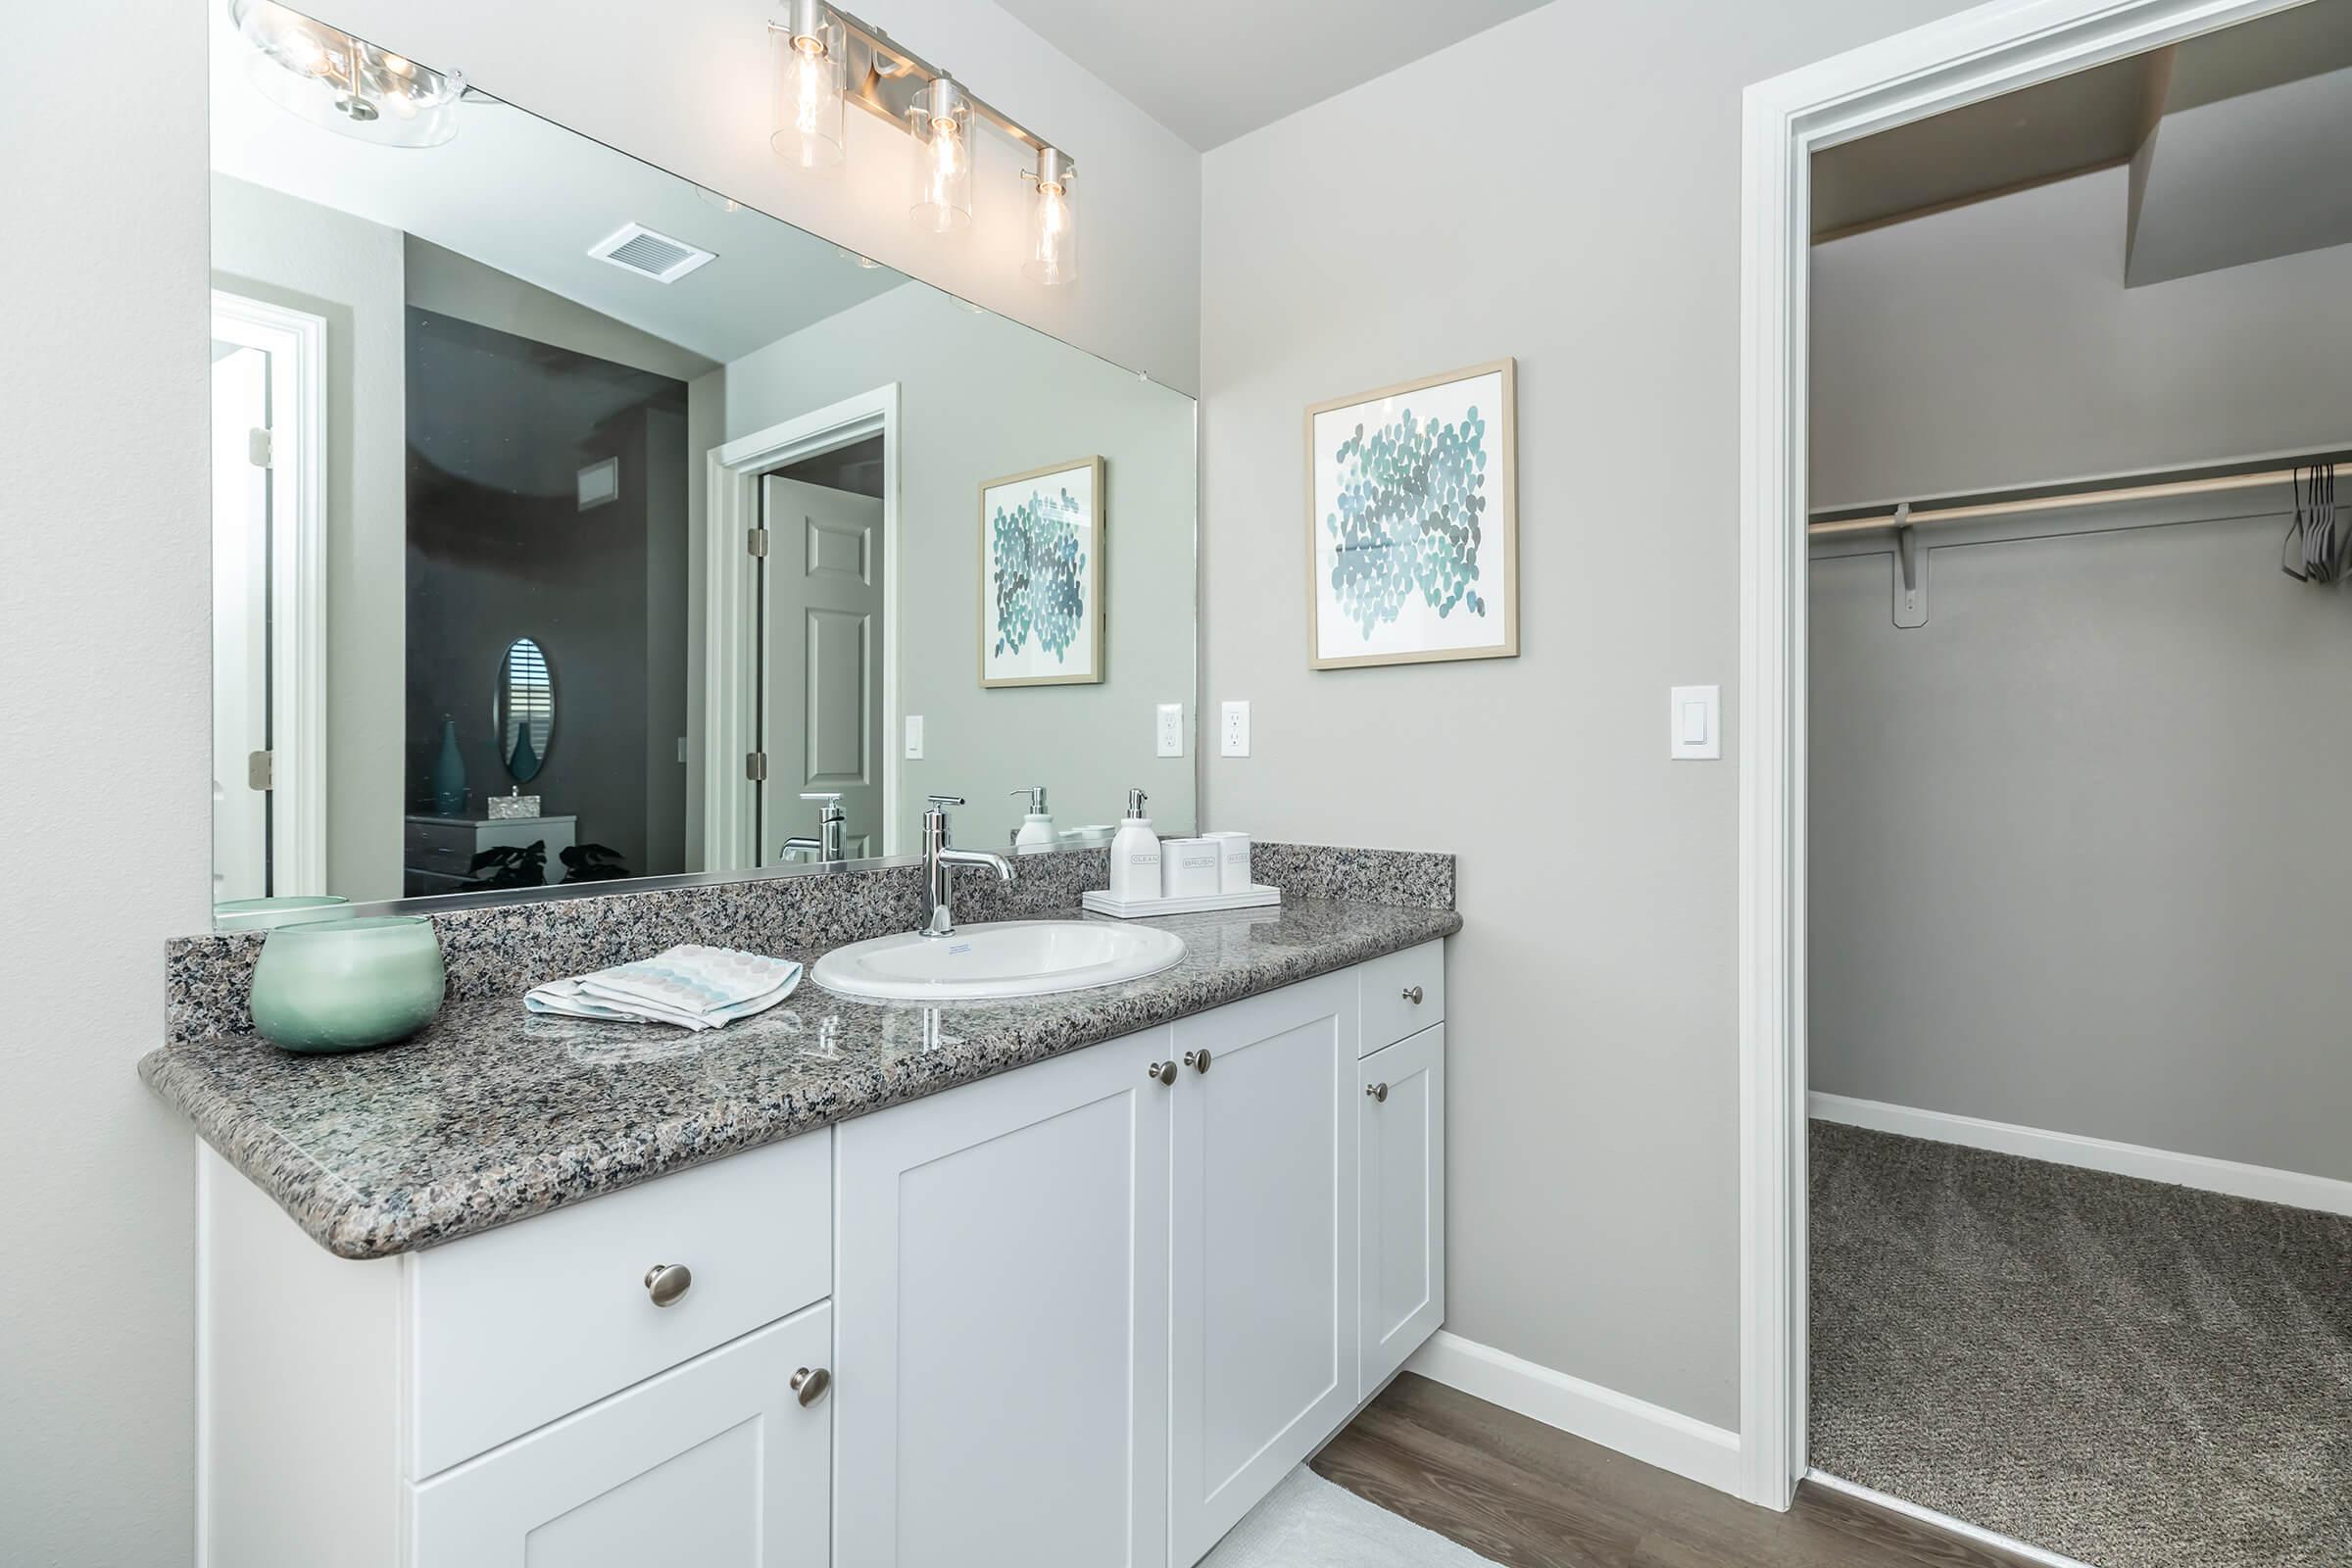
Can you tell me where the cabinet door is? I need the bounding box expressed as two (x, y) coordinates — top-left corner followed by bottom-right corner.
(1169, 972), (1359, 1566)
(410, 1301), (830, 1568)
(1359, 1024), (1446, 1396)
(835, 1028), (1172, 1568)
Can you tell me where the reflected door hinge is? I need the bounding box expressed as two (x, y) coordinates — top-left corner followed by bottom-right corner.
(745, 751), (768, 782)
(746, 527), (769, 558)
(247, 750), (274, 792)
(248, 427), (274, 468)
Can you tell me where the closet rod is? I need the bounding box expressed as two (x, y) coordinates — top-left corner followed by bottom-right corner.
(1808, 466), (2308, 538)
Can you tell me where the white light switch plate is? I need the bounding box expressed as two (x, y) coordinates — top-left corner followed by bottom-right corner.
(1670, 685), (1720, 760)
(1156, 703), (1185, 758)
(904, 715), (925, 760)
(1220, 701), (1250, 758)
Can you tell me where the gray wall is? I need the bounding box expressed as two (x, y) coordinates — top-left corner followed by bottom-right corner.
(211, 173), (410, 903)
(1811, 164), (2352, 511)
(726, 284), (1200, 854)
(1, 1), (207, 1561)
(1200, 0), (1976, 1430)
(1810, 504), (2352, 1182)
(1808, 169), (2352, 1182)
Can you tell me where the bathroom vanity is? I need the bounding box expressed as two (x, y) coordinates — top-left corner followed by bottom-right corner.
(153, 875), (1453, 1568)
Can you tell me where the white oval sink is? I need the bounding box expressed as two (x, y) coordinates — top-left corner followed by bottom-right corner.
(811, 920), (1186, 1003)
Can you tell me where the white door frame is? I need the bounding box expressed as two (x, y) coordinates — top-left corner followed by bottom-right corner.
(211, 289), (328, 897)
(1736, 0), (2313, 1509)
(702, 384), (901, 871)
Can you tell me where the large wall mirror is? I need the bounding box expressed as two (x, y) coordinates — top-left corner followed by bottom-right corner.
(206, 2), (1197, 918)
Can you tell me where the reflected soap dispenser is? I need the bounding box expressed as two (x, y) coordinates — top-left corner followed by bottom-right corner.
(1108, 789), (1160, 902)
(1009, 785), (1056, 853)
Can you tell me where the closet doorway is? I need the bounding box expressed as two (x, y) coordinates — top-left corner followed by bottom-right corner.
(1767, 4), (2352, 1564)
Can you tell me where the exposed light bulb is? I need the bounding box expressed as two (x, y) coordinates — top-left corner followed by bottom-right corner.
(770, 0), (844, 171)
(906, 76), (972, 234)
(1022, 149), (1077, 286)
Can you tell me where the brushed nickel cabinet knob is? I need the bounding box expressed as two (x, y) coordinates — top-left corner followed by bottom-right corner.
(1184, 1050), (1212, 1074)
(1148, 1060), (1178, 1086)
(1401, 986), (1424, 1004)
(792, 1366), (831, 1406)
(643, 1262), (693, 1307)
(1365, 1082), (1389, 1103)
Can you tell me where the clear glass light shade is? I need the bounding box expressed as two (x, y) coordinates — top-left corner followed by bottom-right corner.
(907, 80), (974, 235)
(770, 11), (846, 172)
(1023, 158), (1078, 286)
(229, 0), (465, 148)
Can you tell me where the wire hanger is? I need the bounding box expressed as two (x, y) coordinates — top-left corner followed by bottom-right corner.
(2280, 463), (2340, 583)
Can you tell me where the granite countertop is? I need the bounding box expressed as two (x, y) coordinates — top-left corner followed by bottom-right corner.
(141, 898), (1459, 1260)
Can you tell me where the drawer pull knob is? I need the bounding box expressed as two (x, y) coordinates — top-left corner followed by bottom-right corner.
(643, 1262), (693, 1307)
(1401, 985), (1425, 1004)
(1184, 1049), (1212, 1074)
(791, 1365), (831, 1406)
(1366, 1082), (1389, 1103)
(1148, 1060), (1178, 1086)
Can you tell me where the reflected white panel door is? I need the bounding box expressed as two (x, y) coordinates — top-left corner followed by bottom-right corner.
(1358, 1023), (1446, 1397)
(760, 474), (884, 864)
(1169, 971), (1360, 1566)
(211, 341), (271, 903)
(835, 1027), (1171, 1568)
(410, 1303), (831, 1567)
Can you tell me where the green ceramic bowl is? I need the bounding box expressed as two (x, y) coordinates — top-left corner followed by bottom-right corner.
(251, 916), (447, 1054)
(215, 895), (351, 932)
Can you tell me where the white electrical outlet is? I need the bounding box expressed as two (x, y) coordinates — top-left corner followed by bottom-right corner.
(905, 714), (925, 760)
(1155, 703), (1185, 758)
(1220, 701), (1250, 758)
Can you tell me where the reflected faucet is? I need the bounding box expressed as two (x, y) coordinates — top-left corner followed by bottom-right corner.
(920, 794), (1013, 938)
(782, 792), (848, 864)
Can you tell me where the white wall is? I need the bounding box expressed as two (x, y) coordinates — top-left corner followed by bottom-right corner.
(0, 2), (209, 1562)
(314, 0), (1202, 394)
(1811, 164), (2352, 510)
(1200, 0), (1976, 1429)
(211, 174), (409, 903)
(726, 284), (1199, 851)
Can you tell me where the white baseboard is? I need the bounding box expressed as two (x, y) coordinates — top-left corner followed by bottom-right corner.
(1809, 1093), (2352, 1218)
(1805, 1470), (2095, 1568)
(1402, 1330), (1743, 1497)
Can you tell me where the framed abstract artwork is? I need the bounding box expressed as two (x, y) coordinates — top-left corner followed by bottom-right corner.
(979, 456), (1105, 688)
(1305, 358), (1518, 669)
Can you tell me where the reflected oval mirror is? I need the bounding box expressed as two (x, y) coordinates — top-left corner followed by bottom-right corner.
(497, 637), (554, 784)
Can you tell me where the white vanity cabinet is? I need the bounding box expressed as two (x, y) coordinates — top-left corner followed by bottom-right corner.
(1167, 971), (1360, 1565)
(199, 940), (1446, 1568)
(832, 1026), (1172, 1568)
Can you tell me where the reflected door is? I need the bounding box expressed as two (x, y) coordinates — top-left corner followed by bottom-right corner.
(212, 338), (272, 902)
(760, 475), (884, 863)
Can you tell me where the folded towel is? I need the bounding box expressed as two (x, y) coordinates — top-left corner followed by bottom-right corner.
(526, 945), (803, 1031)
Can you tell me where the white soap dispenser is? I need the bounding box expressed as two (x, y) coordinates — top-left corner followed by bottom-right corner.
(1108, 788), (1160, 902)
(1008, 785), (1056, 853)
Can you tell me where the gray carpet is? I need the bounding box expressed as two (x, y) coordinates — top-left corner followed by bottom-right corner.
(1809, 1122), (2352, 1568)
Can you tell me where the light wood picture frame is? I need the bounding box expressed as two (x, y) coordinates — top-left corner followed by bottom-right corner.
(979, 455), (1105, 688)
(1304, 358), (1518, 670)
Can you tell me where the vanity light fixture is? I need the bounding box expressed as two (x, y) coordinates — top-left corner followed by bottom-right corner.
(906, 75), (974, 234)
(1021, 147), (1077, 285)
(229, 0), (465, 147)
(762, 5), (1081, 276)
(770, 0), (847, 172)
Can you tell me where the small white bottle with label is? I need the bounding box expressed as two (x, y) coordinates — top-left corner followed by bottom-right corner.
(1107, 789), (1160, 903)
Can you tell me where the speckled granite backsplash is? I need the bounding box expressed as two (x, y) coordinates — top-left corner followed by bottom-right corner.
(165, 841), (1452, 1045)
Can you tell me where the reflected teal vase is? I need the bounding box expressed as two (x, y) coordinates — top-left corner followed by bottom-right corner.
(430, 714), (466, 815)
(250, 916), (447, 1054)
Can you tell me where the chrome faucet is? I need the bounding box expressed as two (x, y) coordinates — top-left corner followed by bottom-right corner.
(781, 792), (849, 864)
(920, 794), (1013, 938)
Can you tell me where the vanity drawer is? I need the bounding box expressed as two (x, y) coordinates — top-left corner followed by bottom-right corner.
(406, 1131), (832, 1479)
(1356, 941), (1445, 1054)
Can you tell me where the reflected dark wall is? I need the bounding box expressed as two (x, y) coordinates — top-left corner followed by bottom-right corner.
(404, 307), (687, 887)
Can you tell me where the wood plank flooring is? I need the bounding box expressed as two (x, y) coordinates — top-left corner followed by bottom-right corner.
(1310, 1374), (2041, 1568)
